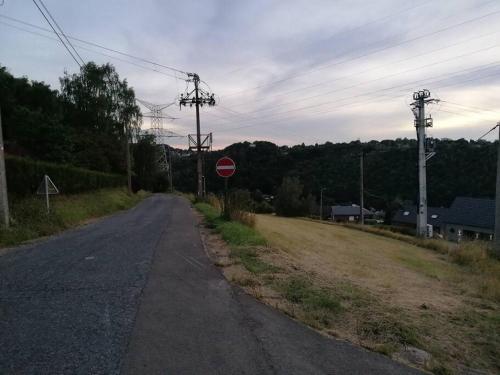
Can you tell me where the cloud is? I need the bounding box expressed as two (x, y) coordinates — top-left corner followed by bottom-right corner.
(1, 0), (500, 148)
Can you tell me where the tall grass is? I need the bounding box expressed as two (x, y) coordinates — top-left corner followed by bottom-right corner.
(343, 223), (500, 302)
(0, 188), (149, 248)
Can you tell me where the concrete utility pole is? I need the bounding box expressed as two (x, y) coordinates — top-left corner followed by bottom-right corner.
(411, 90), (438, 237)
(360, 151), (364, 225)
(125, 125), (132, 194)
(494, 122), (500, 258)
(0, 107), (9, 228)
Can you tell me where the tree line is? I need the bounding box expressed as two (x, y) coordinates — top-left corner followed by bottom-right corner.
(0, 63), (168, 193)
(173, 138), (497, 217)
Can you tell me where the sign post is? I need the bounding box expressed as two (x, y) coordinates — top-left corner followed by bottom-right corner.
(216, 156), (236, 219)
(37, 175), (59, 214)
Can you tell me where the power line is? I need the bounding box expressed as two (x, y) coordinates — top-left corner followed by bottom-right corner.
(31, 0), (82, 68)
(222, 0), (434, 77)
(222, 44), (500, 119)
(0, 20), (182, 81)
(439, 100), (500, 116)
(225, 28), (500, 108)
(221, 7), (500, 98)
(0, 14), (188, 77)
(478, 124), (499, 140)
(208, 61), (500, 131)
(209, 63), (500, 135)
(37, 0), (85, 66)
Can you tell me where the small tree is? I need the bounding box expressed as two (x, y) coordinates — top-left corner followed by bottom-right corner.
(275, 176), (311, 217)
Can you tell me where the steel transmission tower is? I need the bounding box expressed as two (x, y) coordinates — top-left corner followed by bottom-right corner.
(136, 99), (183, 192)
(411, 90), (439, 237)
(179, 73), (216, 197)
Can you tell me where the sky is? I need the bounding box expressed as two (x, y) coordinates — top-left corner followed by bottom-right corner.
(1, 0), (500, 149)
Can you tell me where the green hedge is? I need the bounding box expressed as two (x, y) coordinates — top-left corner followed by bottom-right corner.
(5, 155), (126, 196)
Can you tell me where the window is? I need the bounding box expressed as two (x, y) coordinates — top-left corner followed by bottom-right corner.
(431, 214), (438, 219)
(403, 211), (410, 216)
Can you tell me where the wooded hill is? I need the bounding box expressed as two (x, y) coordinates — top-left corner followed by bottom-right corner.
(173, 138), (497, 211)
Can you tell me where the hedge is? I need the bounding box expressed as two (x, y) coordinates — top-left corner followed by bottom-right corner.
(5, 155), (126, 196)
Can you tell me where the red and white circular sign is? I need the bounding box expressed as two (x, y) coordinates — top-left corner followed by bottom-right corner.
(216, 156), (236, 178)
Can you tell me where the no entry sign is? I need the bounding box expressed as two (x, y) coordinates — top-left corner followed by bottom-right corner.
(216, 156), (236, 178)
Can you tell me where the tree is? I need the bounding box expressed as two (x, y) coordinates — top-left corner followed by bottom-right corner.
(274, 176), (311, 217)
(60, 62), (141, 173)
(132, 135), (158, 191)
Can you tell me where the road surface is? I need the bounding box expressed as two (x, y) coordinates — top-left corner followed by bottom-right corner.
(0, 194), (422, 374)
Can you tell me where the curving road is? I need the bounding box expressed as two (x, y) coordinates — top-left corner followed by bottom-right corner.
(0, 194), (422, 374)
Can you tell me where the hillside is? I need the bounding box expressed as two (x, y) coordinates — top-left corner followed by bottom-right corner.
(172, 139), (497, 211)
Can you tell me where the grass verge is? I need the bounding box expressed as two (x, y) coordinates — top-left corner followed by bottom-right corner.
(0, 188), (150, 248)
(195, 203), (266, 247)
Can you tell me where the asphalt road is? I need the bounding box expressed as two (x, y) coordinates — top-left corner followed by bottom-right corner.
(0, 194), (423, 374)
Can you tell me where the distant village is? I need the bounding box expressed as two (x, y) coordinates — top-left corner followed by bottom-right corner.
(330, 196), (494, 242)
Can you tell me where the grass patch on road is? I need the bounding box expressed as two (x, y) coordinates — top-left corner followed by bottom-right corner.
(0, 188), (150, 248)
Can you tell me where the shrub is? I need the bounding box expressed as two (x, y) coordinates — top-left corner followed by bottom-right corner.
(253, 200), (274, 214)
(6, 155), (125, 196)
(449, 242), (489, 266)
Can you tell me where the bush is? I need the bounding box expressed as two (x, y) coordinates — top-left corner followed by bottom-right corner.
(252, 200), (274, 214)
(449, 242), (489, 266)
(6, 155), (125, 196)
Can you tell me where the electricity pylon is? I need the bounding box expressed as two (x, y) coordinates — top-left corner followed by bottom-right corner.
(136, 99), (183, 191)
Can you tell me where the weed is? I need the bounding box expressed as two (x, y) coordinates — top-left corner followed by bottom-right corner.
(232, 248), (278, 274)
(283, 277), (342, 313)
(359, 314), (420, 347)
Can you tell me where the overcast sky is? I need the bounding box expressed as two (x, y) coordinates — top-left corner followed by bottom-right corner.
(1, 0), (500, 148)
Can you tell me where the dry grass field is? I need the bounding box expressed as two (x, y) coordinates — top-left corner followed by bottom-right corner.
(250, 215), (499, 375)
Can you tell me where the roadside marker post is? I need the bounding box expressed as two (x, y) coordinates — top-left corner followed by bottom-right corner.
(216, 156), (236, 219)
(36, 175), (59, 214)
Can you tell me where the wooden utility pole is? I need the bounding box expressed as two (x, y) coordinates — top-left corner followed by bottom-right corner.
(320, 188), (325, 220)
(194, 75), (203, 198)
(0, 107), (9, 228)
(360, 151), (364, 225)
(494, 123), (500, 258)
(179, 73), (216, 198)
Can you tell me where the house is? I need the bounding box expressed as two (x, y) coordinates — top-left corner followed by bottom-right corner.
(391, 197), (495, 241)
(392, 206), (448, 235)
(443, 197), (494, 241)
(331, 205), (372, 223)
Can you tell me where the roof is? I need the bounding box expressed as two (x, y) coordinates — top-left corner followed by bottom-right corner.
(445, 197), (495, 229)
(392, 206), (448, 227)
(332, 205), (371, 216)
